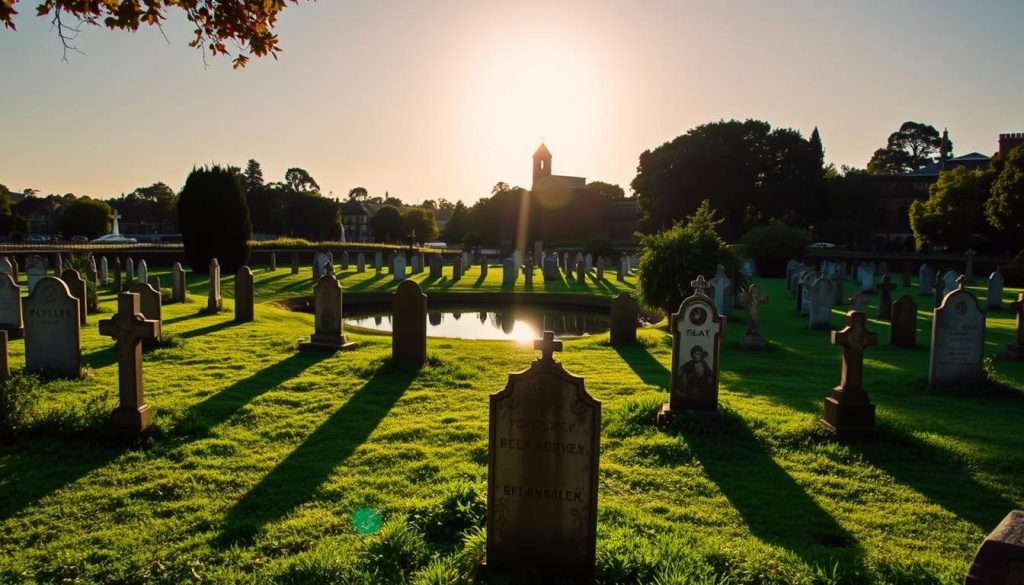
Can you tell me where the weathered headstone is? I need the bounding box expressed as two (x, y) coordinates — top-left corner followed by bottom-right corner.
(595, 258), (604, 281)
(822, 311), (878, 434)
(575, 260), (585, 285)
(964, 509), (1024, 585)
(890, 295), (918, 348)
(137, 259), (148, 285)
(808, 276), (835, 330)
(393, 254), (407, 282)
(375, 251), (384, 273)
(99, 256), (109, 285)
(480, 257), (489, 278)
(877, 274), (896, 320)
(341, 251), (350, 271)
(486, 331), (599, 579)
(356, 252), (366, 273)
(291, 252), (299, 275)
(929, 275), (985, 386)
(312, 251), (327, 281)
(24, 277), (81, 378)
(270, 251), (277, 271)
(99, 292), (160, 434)
(919, 263), (934, 296)
(299, 273), (356, 350)
(902, 261), (912, 288)
(660, 275), (725, 418)
(738, 283), (769, 349)
(207, 258), (223, 312)
(425, 254), (440, 279)
(942, 269), (958, 296)
(26, 255), (46, 294)
(453, 255), (463, 280)
(860, 264), (875, 293)
(392, 279), (427, 366)
(61, 268), (88, 326)
(1008, 293), (1024, 360)
(0, 273), (24, 337)
(609, 292), (638, 345)
(128, 282), (162, 339)
(125, 257), (135, 288)
(113, 257), (123, 292)
(171, 262), (187, 303)
(987, 271), (1005, 310)
(617, 255), (626, 281)
(710, 264), (732, 316)
(85, 257), (98, 287)
(411, 253), (423, 274)
(965, 249), (976, 278)
(503, 257), (516, 285)
(235, 266), (255, 323)
(933, 272), (945, 309)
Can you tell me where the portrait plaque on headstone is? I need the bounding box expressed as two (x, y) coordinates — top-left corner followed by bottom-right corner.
(486, 331), (599, 580)
(660, 275), (725, 419)
(929, 276), (985, 386)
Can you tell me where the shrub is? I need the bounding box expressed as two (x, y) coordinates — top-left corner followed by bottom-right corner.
(637, 200), (742, 313)
(0, 372), (40, 441)
(1001, 250), (1024, 286)
(177, 165), (252, 274)
(737, 223), (810, 277)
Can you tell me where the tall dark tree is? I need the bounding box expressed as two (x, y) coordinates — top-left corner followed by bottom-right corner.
(177, 165), (252, 274)
(585, 181), (626, 201)
(866, 122), (949, 175)
(348, 187), (368, 200)
(370, 205), (403, 242)
(57, 197), (111, 239)
(984, 145), (1024, 236)
(441, 201), (470, 243)
(243, 159), (265, 193)
(908, 166), (991, 251)
(810, 127), (824, 168)
(284, 168), (320, 193)
(402, 208), (439, 242)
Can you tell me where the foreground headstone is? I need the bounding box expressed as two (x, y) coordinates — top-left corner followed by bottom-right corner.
(0, 273), (24, 337)
(234, 266), (255, 323)
(99, 292), (160, 435)
(486, 331), (599, 579)
(1008, 294), (1024, 360)
(964, 510), (1024, 585)
(822, 311), (877, 435)
(207, 258), (223, 312)
(392, 279), (427, 366)
(660, 275), (725, 418)
(609, 293), (638, 345)
(24, 277), (81, 378)
(61, 269), (88, 326)
(171, 262), (187, 303)
(987, 271), (1005, 310)
(738, 283), (769, 349)
(890, 295), (918, 348)
(930, 276), (985, 386)
(299, 273), (356, 351)
(128, 282), (163, 340)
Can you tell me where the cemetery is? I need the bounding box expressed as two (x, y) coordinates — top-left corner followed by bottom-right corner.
(0, 251), (1021, 584)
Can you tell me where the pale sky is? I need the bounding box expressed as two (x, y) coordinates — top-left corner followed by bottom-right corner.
(2, 0), (1022, 204)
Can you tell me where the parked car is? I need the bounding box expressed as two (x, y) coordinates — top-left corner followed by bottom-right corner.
(91, 234), (138, 244)
(70, 236), (89, 244)
(809, 242), (837, 249)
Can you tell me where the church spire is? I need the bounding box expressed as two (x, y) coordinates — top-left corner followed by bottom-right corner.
(532, 142), (552, 190)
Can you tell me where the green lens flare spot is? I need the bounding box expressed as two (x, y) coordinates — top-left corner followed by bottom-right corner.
(352, 507), (382, 536)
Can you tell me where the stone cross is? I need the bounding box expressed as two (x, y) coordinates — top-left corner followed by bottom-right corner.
(738, 283), (768, 340)
(1006, 293), (1023, 360)
(822, 311), (878, 434)
(877, 274), (896, 320)
(99, 292), (160, 434)
(534, 330), (563, 362)
(690, 275), (710, 297)
(110, 209), (122, 235)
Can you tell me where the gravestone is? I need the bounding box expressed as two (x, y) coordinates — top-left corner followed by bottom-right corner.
(799, 272), (814, 316)
(533, 240), (543, 267)
(375, 251), (384, 273)
(965, 249), (976, 278)
(486, 331), (599, 579)
(942, 269), (958, 295)
(61, 268), (88, 326)
(584, 253), (593, 273)
(878, 261), (888, 276)
(738, 283), (769, 349)
(207, 258), (223, 312)
(387, 254), (395, 274)
(822, 311), (878, 434)
(393, 254), (407, 282)
(848, 291), (867, 313)
(596, 258), (604, 281)
(411, 253), (423, 274)
(24, 277), (81, 378)
(171, 262), (187, 303)
(26, 255), (46, 294)
(291, 252), (299, 275)
(575, 260), (585, 285)
(902, 261), (912, 288)
(299, 273), (356, 350)
(523, 259), (534, 286)
(85, 257), (98, 287)
(1008, 293), (1024, 360)
(987, 271), (1004, 310)
(544, 254), (558, 281)
(0, 273), (24, 337)
(503, 258), (516, 285)
(860, 264), (875, 293)
(357, 252), (366, 273)
(964, 509), (1024, 585)
(113, 257), (123, 292)
(313, 251), (327, 281)
(99, 292), (160, 434)
(929, 276), (985, 386)
(808, 276), (835, 330)
(609, 292), (638, 345)
(618, 255), (626, 281)
(99, 256), (109, 285)
(125, 258), (135, 288)
(234, 266), (255, 323)
(137, 259), (148, 285)
(0, 257), (13, 279)
(341, 251), (350, 271)
(710, 264), (732, 316)
(832, 269), (846, 305)
(428, 254), (442, 279)
(392, 279), (427, 366)
(919, 264), (934, 296)
(933, 272), (945, 309)
(148, 275), (161, 291)
(128, 282), (162, 339)
(453, 255), (463, 280)
(877, 274), (896, 320)
(270, 251), (277, 271)
(890, 295), (918, 348)
(53, 252), (63, 273)
(660, 275), (726, 418)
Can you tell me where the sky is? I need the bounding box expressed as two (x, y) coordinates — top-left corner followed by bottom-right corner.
(2, 0), (1023, 204)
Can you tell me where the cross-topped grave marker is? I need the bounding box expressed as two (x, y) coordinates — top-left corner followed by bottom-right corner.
(99, 292), (160, 435)
(738, 283), (769, 349)
(534, 330), (563, 360)
(822, 311), (878, 435)
(660, 274), (726, 420)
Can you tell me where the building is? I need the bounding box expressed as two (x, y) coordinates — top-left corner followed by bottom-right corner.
(341, 200), (376, 242)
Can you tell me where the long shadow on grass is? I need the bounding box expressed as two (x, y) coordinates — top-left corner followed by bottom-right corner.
(217, 361), (417, 545)
(612, 343), (670, 388)
(174, 318), (242, 339)
(664, 411), (863, 567)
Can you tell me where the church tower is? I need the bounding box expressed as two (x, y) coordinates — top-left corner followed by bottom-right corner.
(532, 143), (552, 190)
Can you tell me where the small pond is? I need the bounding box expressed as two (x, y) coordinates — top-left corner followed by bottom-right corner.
(344, 306), (616, 341)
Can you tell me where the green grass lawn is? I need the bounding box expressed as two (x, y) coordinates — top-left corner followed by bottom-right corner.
(0, 270), (1021, 584)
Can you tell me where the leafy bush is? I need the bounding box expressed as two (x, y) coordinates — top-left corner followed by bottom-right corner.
(584, 236), (615, 260)
(737, 224), (810, 277)
(1001, 250), (1024, 286)
(178, 165), (252, 274)
(0, 372), (40, 441)
(637, 200), (742, 313)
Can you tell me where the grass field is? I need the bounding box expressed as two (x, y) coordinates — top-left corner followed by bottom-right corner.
(0, 267), (1021, 584)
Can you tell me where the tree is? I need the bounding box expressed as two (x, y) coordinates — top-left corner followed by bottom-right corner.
(402, 208), (439, 242)
(1, 1), (310, 68)
(809, 127), (824, 168)
(737, 224), (810, 277)
(441, 201), (470, 243)
(632, 119), (824, 241)
(637, 200), (742, 313)
(984, 145), (1024, 235)
(284, 167), (320, 193)
(370, 205), (403, 242)
(57, 197), (111, 239)
(177, 165), (252, 274)
(243, 160), (264, 193)
(867, 122), (949, 175)
(585, 181), (626, 201)
(348, 187), (368, 201)
(908, 166), (990, 252)
(0, 184), (12, 216)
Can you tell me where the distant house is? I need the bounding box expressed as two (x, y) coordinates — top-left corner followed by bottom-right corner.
(341, 200), (376, 242)
(13, 196), (65, 236)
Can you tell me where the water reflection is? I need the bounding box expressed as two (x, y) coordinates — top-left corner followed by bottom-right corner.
(345, 307), (611, 341)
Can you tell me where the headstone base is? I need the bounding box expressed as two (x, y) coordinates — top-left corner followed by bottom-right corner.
(965, 510), (1024, 585)
(738, 334), (767, 350)
(205, 301), (223, 313)
(111, 404), (152, 435)
(821, 389), (876, 436)
(1007, 344), (1024, 361)
(299, 334), (358, 352)
(655, 403), (723, 426)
